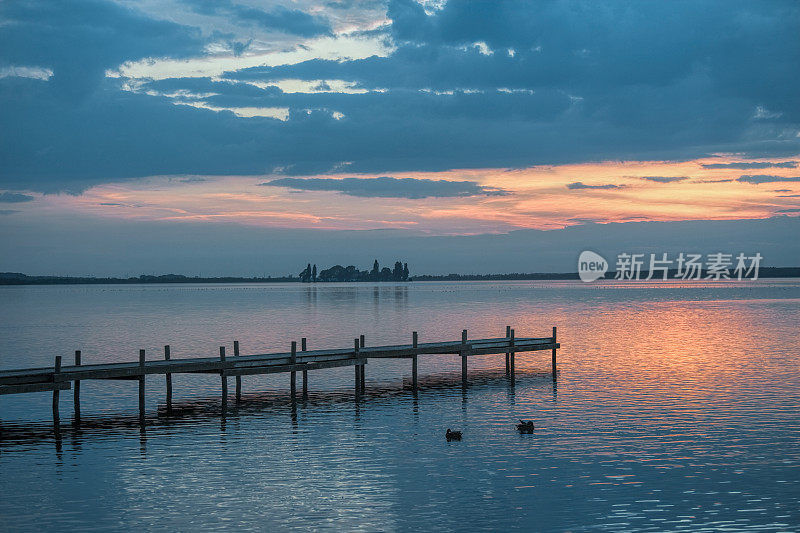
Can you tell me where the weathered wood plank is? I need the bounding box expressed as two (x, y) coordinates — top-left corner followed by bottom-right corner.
(0, 335), (559, 392)
(223, 357), (368, 377)
(53, 355), (62, 422)
(0, 341), (557, 386)
(0, 381), (71, 395)
(164, 344), (172, 412)
(0, 337), (554, 385)
(552, 326), (558, 378)
(290, 341), (297, 399)
(505, 325), (511, 375)
(234, 340), (241, 403)
(73, 350), (81, 421)
(220, 346), (227, 410)
(301, 337), (308, 398)
(411, 331), (418, 391)
(138, 349), (145, 422)
(461, 329), (468, 386)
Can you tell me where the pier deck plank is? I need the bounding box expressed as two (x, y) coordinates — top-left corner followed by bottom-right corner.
(0, 334), (558, 389)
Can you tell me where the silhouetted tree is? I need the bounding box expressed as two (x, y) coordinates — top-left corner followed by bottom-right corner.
(370, 259), (379, 281)
(300, 260), (411, 282)
(299, 263), (313, 282)
(393, 261), (403, 281)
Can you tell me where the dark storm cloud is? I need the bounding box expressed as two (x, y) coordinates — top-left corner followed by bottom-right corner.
(737, 175), (800, 184)
(566, 182), (623, 190)
(702, 161), (798, 169)
(261, 176), (509, 199)
(639, 176), (689, 183)
(180, 0), (332, 37)
(0, 0), (204, 99)
(0, 192), (34, 203)
(2, 0), (800, 193)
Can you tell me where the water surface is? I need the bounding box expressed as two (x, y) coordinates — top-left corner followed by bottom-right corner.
(1, 280), (799, 531)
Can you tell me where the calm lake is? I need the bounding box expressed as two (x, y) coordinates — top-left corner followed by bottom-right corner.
(1, 280), (799, 531)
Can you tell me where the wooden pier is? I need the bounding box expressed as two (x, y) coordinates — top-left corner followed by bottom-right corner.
(0, 327), (559, 423)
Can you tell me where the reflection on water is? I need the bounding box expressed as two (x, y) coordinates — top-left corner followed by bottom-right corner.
(1, 280), (799, 531)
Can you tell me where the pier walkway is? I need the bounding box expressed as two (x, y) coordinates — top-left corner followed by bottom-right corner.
(0, 327), (559, 423)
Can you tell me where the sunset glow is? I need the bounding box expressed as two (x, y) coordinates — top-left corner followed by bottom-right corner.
(20, 155), (798, 235)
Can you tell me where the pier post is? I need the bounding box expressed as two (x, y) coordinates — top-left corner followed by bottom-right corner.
(359, 335), (366, 391)
(412, 331), (418, 391)
(52, 355), (62, 424)
(138, 349), (146, 423)
(219, 346), (227, 411)
(164, 345), (172, 412)
(510, 329), (516, 378)
(290, 341), (297, 400)
(73, 350), (81, 423)
(552, 326), (557, 379)
(234, 341), (241, 403)
(505, 326), (511, 375)
(301, 338), (308, 398)
(461, 329), (468, 387)
(354, 338), (361, 398)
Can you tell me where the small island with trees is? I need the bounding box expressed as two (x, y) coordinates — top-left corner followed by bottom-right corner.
(298, 260), (410, 282)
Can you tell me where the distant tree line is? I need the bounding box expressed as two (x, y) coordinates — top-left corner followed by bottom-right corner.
(3, 267), (800, 285)
(0, 272), (298, 285)
(298, 260), (410, 282)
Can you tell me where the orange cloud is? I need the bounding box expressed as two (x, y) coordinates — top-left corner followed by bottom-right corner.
(26, 155), (800, 235)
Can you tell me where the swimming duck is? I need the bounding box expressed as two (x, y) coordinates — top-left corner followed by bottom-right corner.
(516, 420), (535, 433)
(445, 428), (462, 441)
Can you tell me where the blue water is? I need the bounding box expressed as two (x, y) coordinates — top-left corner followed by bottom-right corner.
(1, 280), (799, 531)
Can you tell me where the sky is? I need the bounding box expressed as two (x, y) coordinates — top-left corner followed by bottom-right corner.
(1, 0), (799, 276)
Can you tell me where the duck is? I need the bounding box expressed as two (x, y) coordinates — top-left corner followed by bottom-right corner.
(516, 420), (535, 433)
(445, 428), (462, 441)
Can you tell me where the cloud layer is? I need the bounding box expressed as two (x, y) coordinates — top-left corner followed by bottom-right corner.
(737, 175), (800, 184)
(566, 182), (622, 190)
(0, 192), (34, 203)
(702, 161), (798, 170)
(261, 176), (508, 199)
(639, 176), (689, 183)
(1, 0), (799, 193)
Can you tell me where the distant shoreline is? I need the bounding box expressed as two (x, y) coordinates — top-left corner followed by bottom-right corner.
(1, 267), (799, 285)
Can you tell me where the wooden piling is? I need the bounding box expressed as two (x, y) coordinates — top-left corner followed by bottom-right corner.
(234, 340), (241, 403)
(354, 338), (361, 397)
(73, 350), (81, 422)
(412, 331), (418, 391)
(552, 326), (557, 378)
(301, 337), (308, 398)
(505, 325), (511, 375)
(138, 349), (145, 422)
(359, 335), (366, 391)
(164, 345), (172, 412)
(52, 355), (62, 423)
(510, 329), (516, 377)
(219, 346), (227, 410)
(461, 329), (468, 386)
(290, 341), (297, 399)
